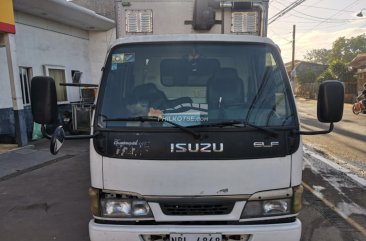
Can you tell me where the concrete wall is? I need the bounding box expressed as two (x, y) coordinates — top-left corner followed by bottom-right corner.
(0, 47), (12, 109)
(88, 28), (116, 85)
(14, 12), (92, 103)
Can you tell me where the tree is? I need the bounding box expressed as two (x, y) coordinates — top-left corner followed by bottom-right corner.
(330, 34), (366, 63)
(303, 48), (331, 65)
(303, 34), (364, 83)
(303, 34), (366, 64)
(317, 60), (355, 83)
(317, 69), (335, 82)
(328, 59), (356, 82)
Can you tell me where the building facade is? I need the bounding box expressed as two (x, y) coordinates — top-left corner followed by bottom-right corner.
(349, 53), (366, 94)
(0, 0), (114, 145)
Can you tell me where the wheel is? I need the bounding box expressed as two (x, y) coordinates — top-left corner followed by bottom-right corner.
(352, 104), (360, 115)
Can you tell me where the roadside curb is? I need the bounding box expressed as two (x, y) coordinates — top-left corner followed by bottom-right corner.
(0, 144), (35, 156)
(303, 145), (366, 185)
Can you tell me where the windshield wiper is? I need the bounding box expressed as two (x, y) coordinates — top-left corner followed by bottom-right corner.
(246, 67), (272, 122)
(104, 116), (201, 139)
(189, 120), (279, 138)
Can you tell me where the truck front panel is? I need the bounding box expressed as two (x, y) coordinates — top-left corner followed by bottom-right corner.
(90, 35), (302, 241)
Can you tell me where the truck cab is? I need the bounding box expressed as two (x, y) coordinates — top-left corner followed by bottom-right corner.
(30, 1), (344, 241)
(88, 34), (303, 241)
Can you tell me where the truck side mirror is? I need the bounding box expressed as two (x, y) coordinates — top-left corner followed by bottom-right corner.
(30, 76), (58, 124)
(50, 126), (65, 155)
(317, 80), (344, 123)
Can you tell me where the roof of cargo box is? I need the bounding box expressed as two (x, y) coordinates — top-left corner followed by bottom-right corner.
(111, 34), (276, 48)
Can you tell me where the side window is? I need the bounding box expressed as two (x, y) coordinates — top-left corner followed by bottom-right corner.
(44, 65), (68, 102)
(19, 67), (32, 105)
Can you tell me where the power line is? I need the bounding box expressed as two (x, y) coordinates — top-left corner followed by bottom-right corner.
(296, 4), (355, 12)
(271, 0), (363, 24)
(287, 10), (363, 22)
(296, 0), (361, 40)
(269, 0), (307, 24)
(268, 28), (292, 43)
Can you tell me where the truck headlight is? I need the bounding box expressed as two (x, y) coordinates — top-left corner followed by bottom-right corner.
(89, 188), (153, 219)
(241, 198), (292, 218)
(263, 199), (290, 215)
(241, 186), (303, 219)
(101, 199), (132, 217)
(132, 200), (151, 216)
(100, 198), (152, 218)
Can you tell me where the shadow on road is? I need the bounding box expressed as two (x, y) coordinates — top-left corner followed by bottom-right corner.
(300, 117), (366, 143)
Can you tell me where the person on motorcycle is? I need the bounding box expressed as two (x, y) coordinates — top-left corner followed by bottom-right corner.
(353, 83), (366, 115)
(357, 83), (366, 108)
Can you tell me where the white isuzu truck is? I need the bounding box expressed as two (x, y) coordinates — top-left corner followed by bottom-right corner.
(30, 1), (344, 241)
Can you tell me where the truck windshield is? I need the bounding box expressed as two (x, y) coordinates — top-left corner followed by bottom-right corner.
(97, 43), (295, 129)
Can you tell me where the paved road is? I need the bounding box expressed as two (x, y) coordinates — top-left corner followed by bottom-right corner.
(0, 141), (91, 241)
(297, 97), (366, 241)
(296, 98), (366, 175)
(0, 135), (365, 241)
(300, 148), (366, 241)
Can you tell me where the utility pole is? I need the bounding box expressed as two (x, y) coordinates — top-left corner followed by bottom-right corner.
(291, 24), (296, 72)
(291, 24), (296, 93)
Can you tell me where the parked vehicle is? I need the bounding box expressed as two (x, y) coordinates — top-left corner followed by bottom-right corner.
(30, 1), (344, 241)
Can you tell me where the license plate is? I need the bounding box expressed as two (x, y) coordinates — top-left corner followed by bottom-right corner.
(170, 233), (222, 241)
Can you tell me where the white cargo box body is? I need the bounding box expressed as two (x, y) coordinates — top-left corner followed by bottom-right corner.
(115, 0), (269, 38)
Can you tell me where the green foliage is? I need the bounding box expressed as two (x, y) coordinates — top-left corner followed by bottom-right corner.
(303, 48), (331, 65)
(316, 60), (356, 82)
(316, 69), (335, 82)
(303, 34), (366, 65)
(303, 34), (365, 83)
(330, 34), (366, 63)
(331, 60), (356, 82)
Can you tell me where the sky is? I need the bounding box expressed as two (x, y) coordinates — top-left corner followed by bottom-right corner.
(267, 0), (366, 63)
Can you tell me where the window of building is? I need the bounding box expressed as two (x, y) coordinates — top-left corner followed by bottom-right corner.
(44, 65), (68, 102)
(19, 67), (32, 105)
(71, 70), (82, 84)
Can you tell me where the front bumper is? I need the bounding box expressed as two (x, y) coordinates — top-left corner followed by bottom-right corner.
(89, 219), (301, 241)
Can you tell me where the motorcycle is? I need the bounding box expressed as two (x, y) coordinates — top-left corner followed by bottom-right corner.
(352, 98), (366, 115)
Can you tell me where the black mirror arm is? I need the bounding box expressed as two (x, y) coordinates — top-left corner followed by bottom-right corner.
(41, 125), (52, 139)
(293, 123), (334, 136)
(41, 125), (100, 140)
(64, 132), (100, 140)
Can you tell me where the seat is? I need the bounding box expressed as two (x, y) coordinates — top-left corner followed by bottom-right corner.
(206, 68), (244, 120)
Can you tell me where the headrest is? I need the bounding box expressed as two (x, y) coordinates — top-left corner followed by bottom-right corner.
(207, 68), (243, 109)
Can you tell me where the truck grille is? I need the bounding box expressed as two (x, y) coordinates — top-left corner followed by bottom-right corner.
(160, 202), (235, 216)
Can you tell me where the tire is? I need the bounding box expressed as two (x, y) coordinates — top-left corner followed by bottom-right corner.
(352, 104), (360, 115)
